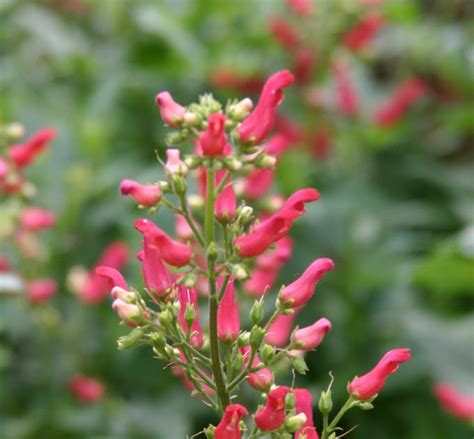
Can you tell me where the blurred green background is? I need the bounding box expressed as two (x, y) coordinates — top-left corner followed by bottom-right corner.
(0, 0), (473, 438)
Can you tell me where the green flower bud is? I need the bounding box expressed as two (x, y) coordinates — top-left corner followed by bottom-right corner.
(285, 392), (296, 410)
(285, 413), (307, 432)
(184, 155), (202, 170)
(206, 242), (218, 261)
(255, 153), (277, 169)
(150, 332), (166, 350)
(358, 402), (375, 410)
(223, 156), (242, 171)
(184, 303), (196, 326)
(237, 331), (250, 347)
(203, 425), (215, 439)
(239, 206), (254, 224)
(250, 326), (265, 349)
(250, 299), (264, 325)
(232, 264), (250, 281)
(289, 354), (309, 375)
(159, 309), (173, 327)
(117, 327), (144, 349)
(183, 112), (200, 126)
(260, 343), (276, 365)
(319, 390), (333, 415)
(231, 351), (245, 374)
(165, 131), (187, 146)
(158, 180), (171, 192)
(171, 173), (187, 195)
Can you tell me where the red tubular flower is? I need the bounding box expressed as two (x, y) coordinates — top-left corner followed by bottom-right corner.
(434, 383), (474, 421)
(198, 113), (230, 156)
(294, 388), (319, 439)
(243, 169), (274, 200)
(332, 61), (359, 116)
(214, 404), (248, 439)
(215, 180), (237, 222)
(254, 386), (292, 431)
(139, 238), (172, 299)
(310, 130), (331, 160)
(374, 77), (427, 126)
(241, 346), (274, 391)
(78, 242), (128, 304)
(265, 311), (299, 347)
(119, 179), (161, 206)
(275, 188), (319, 224)
(177, 285), (203, 347)
(217, 278), (240, 342)
(245, 268), (278, 297)
(0, 159), (8, 179)
(135, 218), (191, 267)
(343, 13), (384, 51)
(210, 67), (264, 94)
(175, 214), (195, 242)
(166, 149), (188, 175)
(287, 0), (313, 15)
(69, 375), (104, 403)
(293, 317), (332, 350)
(234, 216), (288, 258)
(95, 266), (128, 291)
(20, 207), (56, 231)
(237, 70), (295, 145)
(349, 348), (412, 399)
(8, 128), (56, 168)
(0, 257), (10, 272)
(294, 46), (317, 84)
(268, 16), (301, 49)
(155, 91), (185, 127)
(280, 258), (335, 308)
(26, 279), (57, 304)
(112, 298), (142, 326)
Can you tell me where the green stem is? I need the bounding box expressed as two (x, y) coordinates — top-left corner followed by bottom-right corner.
(322, 396), (355, 439)
(178, 193), (205, 247)
(205, 167), (230, 411)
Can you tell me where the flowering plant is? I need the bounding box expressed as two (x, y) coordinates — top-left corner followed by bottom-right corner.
(100, 71), (411, 438)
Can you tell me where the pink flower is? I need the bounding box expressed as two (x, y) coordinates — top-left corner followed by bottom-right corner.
(268, 16), (301, 48)
(217, 278), (240, 342)
(119, 179), (160, 206)
(69, 375), (104, 403)
(243, 169), (274, 200)
(293, 317), (332, 350)
(215, 404), (248, 439)
(215, 180), (237, 222)
(333, 60), (359, 116)
(349, 348), (412, 399)
(287, 0), (313, 15)
(138, 237), (173, 299)
(8, 128), (56, 168)
(26, 279), (57, 304)
(0, 257), (10, 272)
(94, 266), (128, 292)
(241, 346), (274, 391)
(245, 268), (278, 297)
(155, 91), (185, 127)
(175, 214), (195, 241)
(198, 113), (230, 156)
(310, 130), (331, 160)
(294, 388), (319, 439)
(343, 13), (384, 51)
(135, 218), (191, 267)
(254, 386), (291, 431)
(177, 285), (203, 347)
(210, 67), (264, 94)
(20, 207), (56, 231)
(280, 258), (335, 308)
(265, 311), (299, 347)
(78, 242), (128, 304)
(237, 70), (294, 145)
(235, 216), (288, 258)
(0, 159), (8, 179)
(166, 149), (188, 175)
(434, 383), (474, 421)
(112, 298), (142, 326)
(374, 77), (427, 126)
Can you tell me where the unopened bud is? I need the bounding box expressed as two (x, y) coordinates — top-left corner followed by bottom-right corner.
(183, 112), (199, 126)
(6, 122), (25, 140)
(111, 286), (136, 303)
(223, 156), (242, 171)
(285, 391), (296, 410)
(204, 425), (215, 439)
(358, 402), (375, 410)
(239, 206), (253, 224)
(150, 332), (166, 350)
(230, 97), (253, 121)
(183, 155), (202, 170)
(319, 390), (333, 415)
(182, 273), (197, 288)
(158, 180), (171, 192)
(289, 354), (308, 375)
(260, 343), (276, 364)
(184, 303), (196, 326)
(117, 327), (144, 349)
(188, 194), (204, 209)
(285, 413), (307, 432)
(165, 131), (187, 145)
(237, 331), (250, 347)
(206, 242), (218, 261)
(255, 153), (277, 169)
(250, 299), (264, 325)
(231, 351), (245, 374)
(250, 326), (265, 349)
(171, 173), (187, 194)
(232, 264), (249, 280)
(159, 309), (173, 327)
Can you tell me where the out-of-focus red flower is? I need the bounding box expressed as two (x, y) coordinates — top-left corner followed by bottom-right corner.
(343, 13), (384, 51)
(20, 207), (56, 231)
(332, 60), (359, 116)
(287, 0), (313, 15)
(8, 128), (56, 168)
(434, 383), (474, 422)
(309, 130), (331, 160)
(294, 46), (317, 84)
(69, 375), (104, 403)
(26, 279), (57, 304)
(210, 67), (264, 94)
(268, 16), (301, 49)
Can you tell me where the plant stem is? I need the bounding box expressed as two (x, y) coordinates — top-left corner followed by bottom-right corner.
(205, 166), (230, 411)
(178, 193), (205, 247)
(322, 396), (355, 439)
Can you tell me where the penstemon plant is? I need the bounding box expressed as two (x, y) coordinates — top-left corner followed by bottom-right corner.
(97, 70), (411, 438)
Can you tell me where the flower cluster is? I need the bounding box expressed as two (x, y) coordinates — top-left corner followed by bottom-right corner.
(0, 122), (58, 303)
(100, 71), (411, 438)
